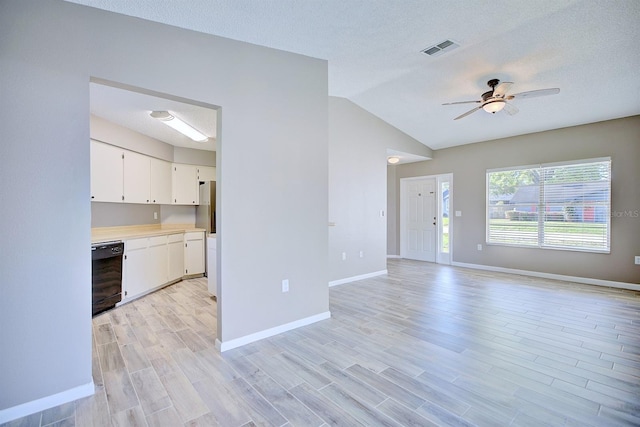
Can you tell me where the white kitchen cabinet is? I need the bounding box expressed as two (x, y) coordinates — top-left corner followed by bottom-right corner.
(197, 166), (216, 182)
(167, 233), (185, 282)
(207, 235), (217, 297)
(147, 235), (168, 288)
(90, 140), (123, 202)
(184, 231), (205, 275)
(172, 163), (199, 205)
(123, 235), (171, 302)
(121, 231), (203, 302)
(123, 238), (150, 301)
(123, 150), (151, 204)
(150, 158), (172, 204)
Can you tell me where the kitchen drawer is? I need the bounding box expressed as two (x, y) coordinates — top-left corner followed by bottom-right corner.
(148, 235), (167, 247)
(184, 231), (203, 241)
(167, 233), (184, 244)
(126, 237), (148, 251)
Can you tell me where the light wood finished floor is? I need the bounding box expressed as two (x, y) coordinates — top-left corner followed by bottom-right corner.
(3, 260), (640, 426)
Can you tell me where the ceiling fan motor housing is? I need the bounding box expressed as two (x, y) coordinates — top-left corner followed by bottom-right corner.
(481, 91), (494, 102)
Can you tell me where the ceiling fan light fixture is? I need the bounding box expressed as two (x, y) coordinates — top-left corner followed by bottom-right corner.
(482, 100), (506, 114)
(150, 110), (209, 142)
(388, 156), (400, 164)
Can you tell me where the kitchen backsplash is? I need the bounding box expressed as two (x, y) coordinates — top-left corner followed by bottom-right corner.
(92, 202), (195, 228)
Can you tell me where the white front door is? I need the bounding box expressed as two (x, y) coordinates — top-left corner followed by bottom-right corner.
(403, 178), (436, 262)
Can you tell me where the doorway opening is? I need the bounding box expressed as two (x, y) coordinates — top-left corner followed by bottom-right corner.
(89, 78), (222, 378)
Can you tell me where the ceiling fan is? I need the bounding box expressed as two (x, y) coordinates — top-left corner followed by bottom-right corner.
(443, 79), (560, 120)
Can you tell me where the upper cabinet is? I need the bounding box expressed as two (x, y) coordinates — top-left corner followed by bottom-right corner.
(91, 140), (123, 202)
(91, 140), (209, 205)
(172, 163), (199, 205)
(197, 166), (216, 182)
(150, 158), (172, 204)
(123, 150), (151, 204)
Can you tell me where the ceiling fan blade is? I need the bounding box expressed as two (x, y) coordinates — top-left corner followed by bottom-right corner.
(507, 88), (560, 100)
(502, 102), (519, 116)
(453, 106), (482, 120)
(442, 100), (481, 105)
(493, 82), (513, 98)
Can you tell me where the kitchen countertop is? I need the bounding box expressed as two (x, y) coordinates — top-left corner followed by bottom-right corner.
(92, 224), (206, 243)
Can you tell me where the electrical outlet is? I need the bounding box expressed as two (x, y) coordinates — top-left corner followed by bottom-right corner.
(154, 212), (158, 220)
(455, 211), (462, 217)
(380, 210), (385, 217)
(477, 244), (483, 251)
(282, 279), (289, 293)
(342, 252), (347, 261)
(359, 251), (364, 258)
(635, 256), (640, 265)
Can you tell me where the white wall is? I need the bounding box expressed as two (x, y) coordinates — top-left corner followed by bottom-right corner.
(0, 0), (328, 420)
(328, 97), (431, 283)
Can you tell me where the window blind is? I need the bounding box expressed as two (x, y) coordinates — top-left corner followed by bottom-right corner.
(487, 158), (611, 252)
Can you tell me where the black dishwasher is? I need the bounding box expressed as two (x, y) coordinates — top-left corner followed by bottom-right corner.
(91, 241), (124, 316)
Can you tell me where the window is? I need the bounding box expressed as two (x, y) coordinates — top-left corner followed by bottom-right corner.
(487, 158), (611, 252)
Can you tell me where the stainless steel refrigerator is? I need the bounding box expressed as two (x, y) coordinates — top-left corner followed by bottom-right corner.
(196, 181), (216, 276)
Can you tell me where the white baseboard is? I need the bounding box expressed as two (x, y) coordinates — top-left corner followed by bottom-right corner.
(0, 381), (94, 424)
(329, 270), (387, 287)
(451, 262), (640, 292)
(215, 311), (331, 352)
(386, 255), (401, 259)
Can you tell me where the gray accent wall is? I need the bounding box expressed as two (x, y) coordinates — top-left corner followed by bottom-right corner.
(393, 116), (640, 284)
(91, 202), (161, 227)
(1, 0), (327, 416)
(328, 97), (431, 282)
(174, 146), (216, 166)
(91, 114), (174, 161)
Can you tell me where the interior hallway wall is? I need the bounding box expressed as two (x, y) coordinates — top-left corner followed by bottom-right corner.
(0, 0), (328, 420)
(328, 97), (431, 283)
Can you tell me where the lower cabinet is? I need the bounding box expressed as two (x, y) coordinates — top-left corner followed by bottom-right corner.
(168, 233), (185, 282)
(123, 237), (151, 300)
(147, 235), (168, 288)
(207, 235), (217, 297)
(184, 231), (205, 275)
(123, 231), (204, 302)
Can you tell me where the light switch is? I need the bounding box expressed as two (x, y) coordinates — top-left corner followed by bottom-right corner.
(455, 211), (462, 217)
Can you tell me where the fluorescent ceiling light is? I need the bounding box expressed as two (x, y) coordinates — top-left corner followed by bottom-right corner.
(482, 100), (505, 114)
(388, 156), (400, 164)
(150, 111), (208, 142)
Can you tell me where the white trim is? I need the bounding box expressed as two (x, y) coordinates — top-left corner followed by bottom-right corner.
(387, 254), (401, 259)
(0, 381), (94, 424)
(329, 270), (387, 287)
(436, 174), (453, 265)
(451, 262), (640, 292)
(215, 311), (331, 352)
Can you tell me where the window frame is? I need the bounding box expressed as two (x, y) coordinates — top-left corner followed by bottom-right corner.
(486, 157), (611, 253)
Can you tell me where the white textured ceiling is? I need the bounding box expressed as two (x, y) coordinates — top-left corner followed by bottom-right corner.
(90, 83), (218, 151)
(71, 0), (640, 151)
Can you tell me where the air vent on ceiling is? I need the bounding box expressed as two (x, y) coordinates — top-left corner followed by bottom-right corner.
(421, 39), (460, 57)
